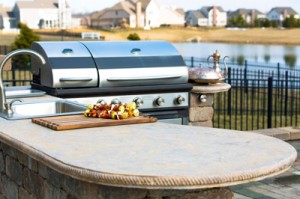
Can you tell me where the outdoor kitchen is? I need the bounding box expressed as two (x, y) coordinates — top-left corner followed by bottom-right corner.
(0, 41), (297, 199)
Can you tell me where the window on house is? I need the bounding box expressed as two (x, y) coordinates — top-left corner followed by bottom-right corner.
(116, 11), (118, 15)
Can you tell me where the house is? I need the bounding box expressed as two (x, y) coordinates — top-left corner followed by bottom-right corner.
(159, 7), (185, 26)
(90, 0), (185, 29)
(185, 10), (207, 27)
(11, 0), (72, 29)
(185, 6), (227, 27)
(228, 9), (266, 24)
(267, 7), (299, 24)
(0, 5), (17, 30)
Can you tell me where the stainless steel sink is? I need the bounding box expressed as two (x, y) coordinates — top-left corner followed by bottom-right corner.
(6, 89), (46, 99)
(0, 100), (86, 120)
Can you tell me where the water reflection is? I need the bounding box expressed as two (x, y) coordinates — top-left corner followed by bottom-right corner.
(173, 42), (300, 69)
(284, 54), (297, 67)
(264, 54), (270, 63)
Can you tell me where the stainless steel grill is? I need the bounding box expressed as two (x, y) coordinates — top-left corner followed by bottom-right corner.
(31, 41), (192, 125)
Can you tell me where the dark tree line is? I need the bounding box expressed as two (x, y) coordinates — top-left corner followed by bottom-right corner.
(227, 14), (300, 28)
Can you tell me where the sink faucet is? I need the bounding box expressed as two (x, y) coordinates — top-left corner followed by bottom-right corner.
(0, 49), (46, 113)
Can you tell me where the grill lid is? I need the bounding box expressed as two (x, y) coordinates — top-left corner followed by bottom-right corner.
(31, 41), (188, 88)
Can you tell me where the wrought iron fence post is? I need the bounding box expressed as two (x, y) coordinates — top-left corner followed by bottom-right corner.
(244, 60), (248, 94)
(12, 60), (16, 86)
(285, 71), (288, 116)
(277, 63), (280, 81)
(227, 67), (232, 115)
(268, 76), (273, 128)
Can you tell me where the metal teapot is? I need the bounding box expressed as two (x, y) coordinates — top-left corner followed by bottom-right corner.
(188, 50), (229, 84)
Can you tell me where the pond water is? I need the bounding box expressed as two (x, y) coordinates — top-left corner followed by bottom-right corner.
(173, 42), (300, 69)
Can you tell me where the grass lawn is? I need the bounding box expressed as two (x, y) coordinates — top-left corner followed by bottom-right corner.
(2, 27), (300, 46)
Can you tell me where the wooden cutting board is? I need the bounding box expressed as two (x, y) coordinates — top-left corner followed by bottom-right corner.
(32, 115), (157, 131)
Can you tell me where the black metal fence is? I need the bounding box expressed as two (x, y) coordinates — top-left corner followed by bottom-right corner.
(184, 57), (300, 130)
(2, 68), (32, 87)
(0, 45), (11, 55)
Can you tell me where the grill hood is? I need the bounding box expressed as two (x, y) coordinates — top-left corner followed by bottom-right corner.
(31, 41), (188, 88)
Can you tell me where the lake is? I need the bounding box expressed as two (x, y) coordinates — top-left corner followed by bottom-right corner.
(173, 42), (300, 69)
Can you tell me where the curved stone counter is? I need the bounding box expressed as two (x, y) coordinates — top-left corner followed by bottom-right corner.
(0, 118), (296, 190)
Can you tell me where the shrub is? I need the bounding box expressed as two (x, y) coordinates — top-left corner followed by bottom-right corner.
(11, 23), (41, 68)
(127, 33), (141, 40)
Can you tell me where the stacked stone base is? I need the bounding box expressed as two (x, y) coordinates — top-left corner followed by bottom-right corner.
(0, 141), (233, 199)
(189, 93), (214, 127)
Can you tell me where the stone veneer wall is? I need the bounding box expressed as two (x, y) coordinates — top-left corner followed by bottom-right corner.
(0, 141), (233, 199)
(189, 93), (214, 128)
(188, 84), (231, 128)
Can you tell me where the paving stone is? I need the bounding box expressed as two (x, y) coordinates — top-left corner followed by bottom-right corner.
(249, 184), (299, 199)
(280, 127), (300, 140)
(251, 128), (290, 140)
(233, 192), (253, 199)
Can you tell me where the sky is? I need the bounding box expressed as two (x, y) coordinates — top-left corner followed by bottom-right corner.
(0, 0), (300, 14)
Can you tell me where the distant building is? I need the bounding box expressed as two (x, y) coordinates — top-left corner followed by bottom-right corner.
(90, 0), (185, 29)
(0, 4), (17, 30)
(228, 9), (266, 24)
(7, 0), (72, 29)
(185, 10), (207, 27)
(267, 7), (299, 24)
(185, 6), (227, 27)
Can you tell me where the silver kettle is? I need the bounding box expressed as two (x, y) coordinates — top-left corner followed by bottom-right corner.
(188, 50), (229, 84)
(207, 50), (229, 81)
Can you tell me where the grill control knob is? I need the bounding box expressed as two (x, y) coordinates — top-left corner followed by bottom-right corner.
(175, 96), (185, 105)
(97, 99), (107, 105)
(155, 97), (165, 106)
(111, 98), (121, 105)
(133, 97), (143, 107)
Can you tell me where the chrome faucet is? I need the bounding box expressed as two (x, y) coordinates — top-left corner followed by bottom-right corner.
(0, 49), (46, 113)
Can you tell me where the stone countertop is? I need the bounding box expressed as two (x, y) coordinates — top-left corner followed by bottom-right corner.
(0, 102), (296, 190)
(191, 83), (231, 94)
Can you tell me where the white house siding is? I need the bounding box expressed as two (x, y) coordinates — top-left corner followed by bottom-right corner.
(257, 14), (266, 19)
(159, 7), (184, 26)
(144, 0), (160, 28)
(198, 18), (208, 26)
(208, 9), (227, 26)
(129, 15), (136, 28)
(19, 8), (58, 29)
(3, 17), (11, 29)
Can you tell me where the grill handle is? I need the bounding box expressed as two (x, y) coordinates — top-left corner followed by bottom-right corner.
(107, 75), (182, 81)
(59, 77), (93, 82)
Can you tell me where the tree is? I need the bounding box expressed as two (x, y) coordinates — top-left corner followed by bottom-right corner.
(127, 33), (141, 40)
(228, 14), (247, 28)
(283, 15), (299, 28)
(11, 23), (41, 68)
